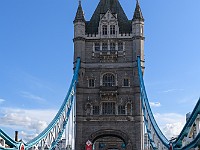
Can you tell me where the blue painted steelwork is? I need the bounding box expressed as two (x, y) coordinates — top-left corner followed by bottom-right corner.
(137, 56), (170, 149)
(172, 132), (200, 150)
(0, 57), (81, 150)
(26, 57), (80, 149)
(50, 94), (75, 150)
(173, 97), (200, 149)
(1, 56), (199, 150)
(0, 129), (21, 150)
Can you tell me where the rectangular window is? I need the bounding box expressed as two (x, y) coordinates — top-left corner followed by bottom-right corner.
(102, 42), (108, 51)
(123, 78), (129, 87)
(95, 43), (100, 51)
(88, 79), (95, 87)
(93, 106), (99, 115)
(118, 105), (125, 114)
(110, 42), (115, 51)
(102, 102), (115, 115)
(118, 42), (123, 51)
(110, 25), (115, 35)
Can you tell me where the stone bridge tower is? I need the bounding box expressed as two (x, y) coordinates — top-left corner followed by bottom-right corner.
(73, 0), (145, 149)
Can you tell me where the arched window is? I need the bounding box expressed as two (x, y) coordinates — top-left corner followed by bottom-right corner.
(102, 25), (107, 35)
(103, 73), (115, 87)
(110, 25), (115, 35)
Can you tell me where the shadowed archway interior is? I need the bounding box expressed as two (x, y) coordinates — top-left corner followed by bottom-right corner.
(89, 130), (132, 150)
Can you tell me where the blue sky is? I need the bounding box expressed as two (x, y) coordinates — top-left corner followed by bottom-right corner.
(0, 0), (200, 141)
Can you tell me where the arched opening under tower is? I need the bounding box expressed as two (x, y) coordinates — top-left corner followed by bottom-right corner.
(93, 136), (125, 150)
(89, 130), (132, 150)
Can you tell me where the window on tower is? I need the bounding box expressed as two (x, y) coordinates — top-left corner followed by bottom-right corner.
(118, 105), (125, 115)
(118, 42), (123, 51)
(110, 25), (115, 35)
(88, 79), (95, 87)
(123, 78), (130, 87)
(102, 102), (115, 115)
(102, 42), (108, 51)
(103, 73), (115, 87)
(110, 42), (116, 51)
(94, 43), (100, 51)
(93, 106), (99, 115)
(102, 25), (107, 35)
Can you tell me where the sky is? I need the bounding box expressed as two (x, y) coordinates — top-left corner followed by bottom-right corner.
(0, 0), (200, 142)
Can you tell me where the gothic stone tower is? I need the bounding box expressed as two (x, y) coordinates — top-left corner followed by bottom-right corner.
(73, 0), (145, 149)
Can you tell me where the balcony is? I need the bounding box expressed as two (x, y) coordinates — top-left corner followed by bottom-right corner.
(100, 86), (118, 91)
(99, 86), (118, 97)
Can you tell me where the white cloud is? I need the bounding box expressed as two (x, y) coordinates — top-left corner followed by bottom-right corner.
(20, 91), (46, 103)
(19, 131), (38, 142)
(162, 122), (184, 139)
(0, 99), (5, 104)
(150, 102), (161, 107)
(0, 107), (57, 142)
(0, 108), (186, 143)
(154, 113), (186, 139)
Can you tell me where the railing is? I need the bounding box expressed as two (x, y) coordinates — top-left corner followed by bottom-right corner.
(0, 57), (81, 150)
(1, 56), (200, 150)
(173, 98), (200, 149)
(137, 56), (170, 150)
(99, 86), (118, 91)
(137, 56), (200, 150)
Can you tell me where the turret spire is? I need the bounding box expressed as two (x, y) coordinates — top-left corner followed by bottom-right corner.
(74, 0), (85, 23)
(133, 0), (144, 21)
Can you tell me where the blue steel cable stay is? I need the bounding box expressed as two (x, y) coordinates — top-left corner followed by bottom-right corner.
(137, 56), (200, 150)
(0, 57), (81, 150)
(137, 56), (170, 149)
(173, 97), (200, 149)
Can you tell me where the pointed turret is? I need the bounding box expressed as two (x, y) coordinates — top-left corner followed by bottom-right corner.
(74, 1), (85, 23)
(133, 0), (144, 21)
(132, 0), (145, 71)
(73, 1), (86, 61)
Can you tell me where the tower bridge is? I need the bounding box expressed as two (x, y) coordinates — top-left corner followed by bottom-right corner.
(0, 0), (200, 150)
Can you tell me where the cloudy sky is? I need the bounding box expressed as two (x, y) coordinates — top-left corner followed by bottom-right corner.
(0, 0), (200, 142)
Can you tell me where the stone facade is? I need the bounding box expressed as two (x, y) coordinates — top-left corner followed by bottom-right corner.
(73, 0), (145, 150)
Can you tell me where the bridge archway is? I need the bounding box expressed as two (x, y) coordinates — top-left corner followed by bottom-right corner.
(89, 129), (132, 150)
